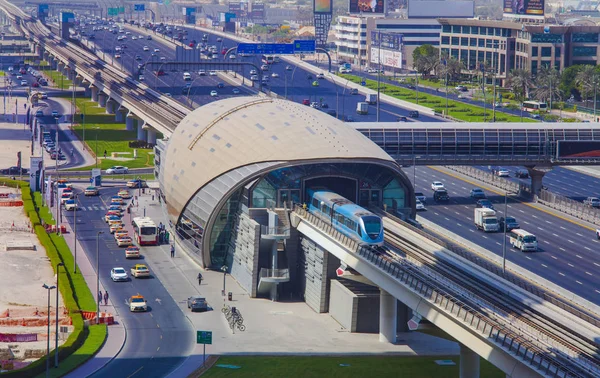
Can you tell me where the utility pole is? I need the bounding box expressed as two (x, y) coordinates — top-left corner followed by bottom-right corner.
(376, 30), (381, 122)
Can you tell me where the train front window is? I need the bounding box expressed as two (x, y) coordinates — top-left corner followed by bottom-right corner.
(363, 216), (381, 239)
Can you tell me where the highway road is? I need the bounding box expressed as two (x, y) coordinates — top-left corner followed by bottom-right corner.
(476, 165), (600, 201)
(409, 165), (600, 305)
(62, 184), (194, 377)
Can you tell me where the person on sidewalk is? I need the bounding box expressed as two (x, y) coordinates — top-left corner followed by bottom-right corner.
(197, 272), (203, 286)
(103, 291), (109, 306)
(98, 290), (102, 305)
(170, 244), (175, 258)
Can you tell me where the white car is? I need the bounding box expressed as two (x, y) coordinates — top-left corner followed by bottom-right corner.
(110, 267), (128, 282)
(232, 88), (240, 94)
(271, 72), (279, 78)
(154, 48), (160, 53)
(316, 73), (325, 79)
(250, 75), (259, 81)
(497, 169), (510, 177)
(115, 53), (121, 59)
(209, 71), (217, 76)
(250, 69), (257, 75)
(431, 181), (445, 191)
(210, 90), (218, 97)
(105, 166), (129, 174)
(415, 199), (426, 211)
(131, 36), (137, 40)
(138, 75), (144, 81)
(229, 54), (236, 59)
(20, 80), (28, 86)
(143, 46), (149, 51)
(198, 70), (206, 76)
(310, 102), (319, 108)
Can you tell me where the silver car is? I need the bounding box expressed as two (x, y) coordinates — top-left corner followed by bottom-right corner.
(110, 267), (128, 282)
(187, 296), (208, 312)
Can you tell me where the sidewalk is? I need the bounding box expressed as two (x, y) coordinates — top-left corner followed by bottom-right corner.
(57, 185), (127, 378)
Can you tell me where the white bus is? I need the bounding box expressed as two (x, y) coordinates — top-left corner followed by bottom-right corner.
(509, 229), (538, 252)
(522, 101), (548, 112)
(132, 217), (158, 246)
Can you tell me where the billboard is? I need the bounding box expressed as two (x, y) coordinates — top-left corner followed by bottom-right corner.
(557, 141), (600, 159)
(315, 0), (332, 13)
(250, 2), (265, 18)
(503, 0), (544, 18)
(349, 0), (385, 13)
(229, 2), (247, 18)
(370, 47), (402, 69)
(30, 156), (43, 192)
(134, 4), (145, 11)
(371, 31), (402, 50)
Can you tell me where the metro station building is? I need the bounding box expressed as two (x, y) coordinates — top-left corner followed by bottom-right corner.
(155, 97), (415, 307)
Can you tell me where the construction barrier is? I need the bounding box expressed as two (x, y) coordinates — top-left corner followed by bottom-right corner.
(45, 225), (67, 234)
(0, 333), (38, 342)
(0, 200), (24, 206)
(80, 310), (114, 325)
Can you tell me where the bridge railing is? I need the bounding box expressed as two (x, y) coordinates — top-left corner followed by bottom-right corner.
(292, 206), (581, 378)
(537, 190), (600, 227)
(444, 166), (530, 194)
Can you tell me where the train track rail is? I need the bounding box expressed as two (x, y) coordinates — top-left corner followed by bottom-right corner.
(383, 225), (600, 378)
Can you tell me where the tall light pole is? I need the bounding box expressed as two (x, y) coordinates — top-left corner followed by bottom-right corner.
(502, 191), (516, 273)
(376, 30), (381, 122)
(55, 262), (64, 368)
(73, 194), (79, 273)
(221, 265), (227, 297)
(42, 283), (56, 378)
(95, 127), (100, 168)
(442, 57), (448, 117)
(96, 231), (104, 322)
(327, 73), (340, 119)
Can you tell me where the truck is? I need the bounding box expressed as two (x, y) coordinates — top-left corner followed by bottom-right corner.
(356, 102), (368, 115)
(583, 197), (600, 208)
(596, 229), (600, 240)
(474, 208), (499, 232)
(365, 93), (377, 104)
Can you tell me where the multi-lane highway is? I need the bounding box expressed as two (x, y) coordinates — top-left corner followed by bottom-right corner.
(62, 184), (194, 377)
(410, 165), (600, 305)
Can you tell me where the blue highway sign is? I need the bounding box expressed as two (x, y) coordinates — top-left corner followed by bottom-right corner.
(237, 43), (295, 55)
(293, 40), (316, 53)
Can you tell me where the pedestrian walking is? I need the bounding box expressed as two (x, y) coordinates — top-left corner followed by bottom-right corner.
(170, 244), (175, 258)
(197, 272), (203, 286)
(103, 291), (109, 306)
(98, 290), (102, 304)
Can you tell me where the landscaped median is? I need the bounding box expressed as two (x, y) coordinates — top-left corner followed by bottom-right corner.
(340, 74), (535, 123)
(71, 98), (158, 170)
(0, 178), (106, 378)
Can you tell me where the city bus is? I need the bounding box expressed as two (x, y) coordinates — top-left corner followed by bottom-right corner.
(261, 54), (275, 65)
(132, 217), (158, 246)
(522, 101), (548, 112)
(509, 229), (538, 252)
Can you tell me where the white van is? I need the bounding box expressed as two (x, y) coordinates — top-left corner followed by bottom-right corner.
(183, 72), (191, 81)
(509, 229), (538, 252)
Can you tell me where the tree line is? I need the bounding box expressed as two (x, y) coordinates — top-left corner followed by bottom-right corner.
(413, 44), (600, 105)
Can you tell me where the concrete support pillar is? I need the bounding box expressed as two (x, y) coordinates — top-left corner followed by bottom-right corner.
(379, 289), (397, 343)
(136, 121), (146, 141)
(84, 85), (91, 97)
(526, 168), (547, 196)
(125, 115), (135, 131)
(105, 100), (115, 115)
(91, 86), (98, 102)
(98, 94), (107, 108)
(459, 344), (480, 378)
(146, 127), (157, 145)
(115, 109), (124, 122)
(396, 301), (410, 332)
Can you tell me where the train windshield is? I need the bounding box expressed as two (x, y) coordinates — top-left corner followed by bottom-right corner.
(363, 216), (382, 239)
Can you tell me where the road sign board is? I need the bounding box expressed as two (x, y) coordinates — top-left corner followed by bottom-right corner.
(407, 314), (422, 331)
(197, 330), (212, 344)
(293, 40), (316, 53)
(134, 4), (145, 11)
(237, 43), (294, 55)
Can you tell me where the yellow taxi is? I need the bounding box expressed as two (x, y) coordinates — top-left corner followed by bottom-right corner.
(129, 294), (147, 312)
(109, 223), (125, 234)
(118, 190), (132, 199)
(108, 218), (123, 227)
(111, 196), (124, 205)
(125, 246), (141, 259)
(130, 264), (150, 278)
(114, 230), (129, 240)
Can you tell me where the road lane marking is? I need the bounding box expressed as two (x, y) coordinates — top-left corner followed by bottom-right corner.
(537, 227), (544, 231)
(576, 233), (583, 237)
(531, 215), (538, 218)
(576, 255), (582, 259)
(541, 264), (548, 268)
(552, 233), (559, 237)
(567, 240), (574, 244)
(496, 242), (501, 246)
(559, 272), (565, 276)
(526, 256), (531, 260)
(551, 255), (557, 259)
(568, 263), (574, 267)
(586, 272), (593, 276)
(545, 220), (552, 224)
(126, 367), (144, 378)
(519, 209), (525, 213)
(576, 280), (583, 285)
(559, 248), (566, 251)
(482, 235), (488, 239)
(560, 226), (566, 230)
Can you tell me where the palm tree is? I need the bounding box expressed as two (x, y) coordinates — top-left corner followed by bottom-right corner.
(575, 65), (599, 104)
(507, 69), (533, 100)
(533, 66), (561, 108)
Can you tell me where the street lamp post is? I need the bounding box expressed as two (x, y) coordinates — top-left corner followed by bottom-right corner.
(221, 265), (227, 296)
(501, 192), (517, 273)
(95, 127), (100, 168)
(42, 283), (56, 378)
(376, 30), (381, 122)
(442, 58), (449, 117)
(55, 262), (64, 368)
(96, 231), (104, 322)
(73, 194), (79, 273)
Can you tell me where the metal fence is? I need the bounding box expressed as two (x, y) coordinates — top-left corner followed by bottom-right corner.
(444, 166), (531, 194)
(537, 190), (600, 227)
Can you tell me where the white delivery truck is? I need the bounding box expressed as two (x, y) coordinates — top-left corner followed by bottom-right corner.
(356, 102), (368, 115)
(474, 208), (499, 232)
(365, 93), (377, 104)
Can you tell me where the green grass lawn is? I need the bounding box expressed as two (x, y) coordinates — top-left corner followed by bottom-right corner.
(341, 74), (536, 123)
(199, 356), (505, 378)
(73, 98), (156, 170)
(45, 70), (73, 90)
(34, 324), (107, 378)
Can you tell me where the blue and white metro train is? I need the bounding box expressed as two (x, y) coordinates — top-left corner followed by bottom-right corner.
(308, 191), (384, 246)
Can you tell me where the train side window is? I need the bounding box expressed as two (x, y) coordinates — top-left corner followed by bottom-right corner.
(312, 198), (319, 208)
